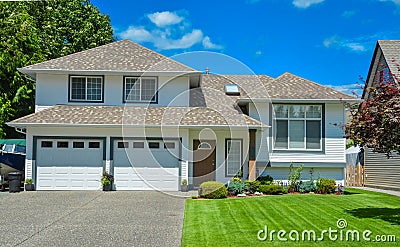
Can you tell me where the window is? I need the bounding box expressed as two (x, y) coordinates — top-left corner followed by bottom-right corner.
(124, 77), (157, 103)
(73, 142), (84, 149)
(164, 142), (175, 149)
(274, 104), (322, 150)
(133, 142), (144, 148)
(57, 141), (69, 148)
(198, 142), (212, 150)
(70, 76), (103, 102)
(41, 141), (53, 148)
(224, 84), (240, 95)
(226, 139), (242, 176)
(89, 142), (100, 148)
(148, 142), (160, 149)
(118, 142), (129, 148)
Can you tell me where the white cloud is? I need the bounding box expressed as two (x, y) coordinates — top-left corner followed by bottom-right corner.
(159, 29), (204, 50)
(330, 83), (363, 97)
(120, 26), (152, 42)
(255, 50), (262, 56)
(342, 10), (356, 18)
(323, 35), (367, 52)
(380, 0), (400, 6)
(147, 11), (183, 27)
(202, 36), (223, 49)
(292, 0), (324, 8)
(119, 10), (223, 51)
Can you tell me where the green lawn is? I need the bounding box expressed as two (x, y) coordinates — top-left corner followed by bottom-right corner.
(182, 189), (400, 246)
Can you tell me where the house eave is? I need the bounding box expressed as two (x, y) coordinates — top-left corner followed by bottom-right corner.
(236, 98), (360, 103)
(7, 122), (270, 130)
(17, 68), (202, 79)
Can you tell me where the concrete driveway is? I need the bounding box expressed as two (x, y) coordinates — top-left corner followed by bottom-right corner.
(0, 191), (188, 247)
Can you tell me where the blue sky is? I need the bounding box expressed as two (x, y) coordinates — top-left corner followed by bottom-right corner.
(91, 0), (400, 96)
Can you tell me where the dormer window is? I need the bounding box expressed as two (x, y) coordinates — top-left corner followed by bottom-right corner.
(124, 76), (158, 103)
(225, 84), (240, 95)
(69, 76), (103, 102)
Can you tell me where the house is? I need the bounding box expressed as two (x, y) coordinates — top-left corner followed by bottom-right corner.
(7, 40), (357, 191)
(361, 40), (400, 191)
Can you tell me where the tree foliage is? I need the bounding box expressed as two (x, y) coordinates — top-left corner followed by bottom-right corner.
(345, 62), (400, 156)
(0, 0), (114, 138)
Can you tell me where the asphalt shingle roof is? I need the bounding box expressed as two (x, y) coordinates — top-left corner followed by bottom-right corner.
(9, 105), (265, 127)
(378, 40), (400, 80)
(197, 73), (355, 101)
(20, 40), (196, 73)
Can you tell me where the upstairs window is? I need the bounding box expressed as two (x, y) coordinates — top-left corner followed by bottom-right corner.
(124, 77), (157, 103)
(274, 104), (322, 150)
(70, 76), (103, 102)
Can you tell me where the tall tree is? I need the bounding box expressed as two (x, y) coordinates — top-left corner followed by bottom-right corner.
(0, 0), (114, 138)
(345, 63), (400, 156)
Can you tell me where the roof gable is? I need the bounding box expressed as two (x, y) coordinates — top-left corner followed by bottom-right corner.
(363, 40), (400, 99)
(19, 39), (197, 74)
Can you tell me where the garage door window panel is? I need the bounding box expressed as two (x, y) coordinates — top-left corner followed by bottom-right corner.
(89, 142), (100, 148)
(73, 142), (85, 148)
(57, 141), (69, 148)
(41, 141), (53, 148)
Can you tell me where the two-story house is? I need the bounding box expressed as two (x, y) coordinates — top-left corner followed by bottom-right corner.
(8, 40), (357, 191)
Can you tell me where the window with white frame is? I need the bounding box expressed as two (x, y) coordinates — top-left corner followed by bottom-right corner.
(125, 77), (157, 103)
(70, 76), (103, 102)
(274, 104), (322, 150)
(226, 139), (242, 176)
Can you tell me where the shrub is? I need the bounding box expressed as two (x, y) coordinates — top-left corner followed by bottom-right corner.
(182, 179), (188, 185)
(259, 184), (284, 195)
(288, 163), (303, 192)
(299, 181), (316, 193)
(200, 181), (227, 199)
(227, 181), (248, 195)
(25, 178), (33, 184)
(101, 172), (114, 186)
(316, 178), (336, 194)
(244, 180), (261, 193)
(256, 175), (274, 185)
(231, 177), (242, 183)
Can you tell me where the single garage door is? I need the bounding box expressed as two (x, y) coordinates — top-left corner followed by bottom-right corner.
(113, 139), (180, 191)
(36, 139), (104, 190)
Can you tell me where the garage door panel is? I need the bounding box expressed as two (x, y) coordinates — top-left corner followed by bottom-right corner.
(36, 139), (103, 190)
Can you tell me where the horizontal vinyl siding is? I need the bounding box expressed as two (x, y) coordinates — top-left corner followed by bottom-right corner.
(364, 148), (400, 191)
(270, 138), (345, 163)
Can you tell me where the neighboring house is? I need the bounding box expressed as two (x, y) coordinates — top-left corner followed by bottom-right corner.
(362, 40), (400, 191)
(7, 40), (356, 191)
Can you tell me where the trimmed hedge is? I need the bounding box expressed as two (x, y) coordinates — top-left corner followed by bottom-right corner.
(200, 181), (227, 199)
(316, 178), (336, 194)
(259, 184), (284, 195)
(256, 175), (274, 185)
(244, 180), (261, 193)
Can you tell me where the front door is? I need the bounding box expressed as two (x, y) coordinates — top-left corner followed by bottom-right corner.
(193, 140), (216, 186)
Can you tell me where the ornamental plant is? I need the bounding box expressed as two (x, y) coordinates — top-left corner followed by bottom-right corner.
(101, 172), (114, 186)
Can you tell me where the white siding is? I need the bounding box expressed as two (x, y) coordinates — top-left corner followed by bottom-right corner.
(35, 73), (190, 109)
(249, 102), (270, 162)
(269, 103), (346, 164)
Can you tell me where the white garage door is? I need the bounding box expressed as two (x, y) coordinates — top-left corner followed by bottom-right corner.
(36, 139), (103, 190)
(113, 139), (179, 191)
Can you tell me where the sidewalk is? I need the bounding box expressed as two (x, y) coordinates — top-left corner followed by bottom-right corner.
(351, 186), (400, 197)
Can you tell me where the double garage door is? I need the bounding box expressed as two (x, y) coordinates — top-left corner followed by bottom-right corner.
(35, 138), (179, 191)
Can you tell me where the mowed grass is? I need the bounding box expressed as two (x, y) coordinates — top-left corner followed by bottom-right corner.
(182, 189), (400, 246)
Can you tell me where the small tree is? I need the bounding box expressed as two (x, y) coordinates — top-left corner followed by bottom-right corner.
(345, 61), (400, 157)
(287, 163), (303, 193)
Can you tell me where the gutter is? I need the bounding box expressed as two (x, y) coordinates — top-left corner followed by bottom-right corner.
(6, 122), (270, 130)
(236, 98), (361, 103)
